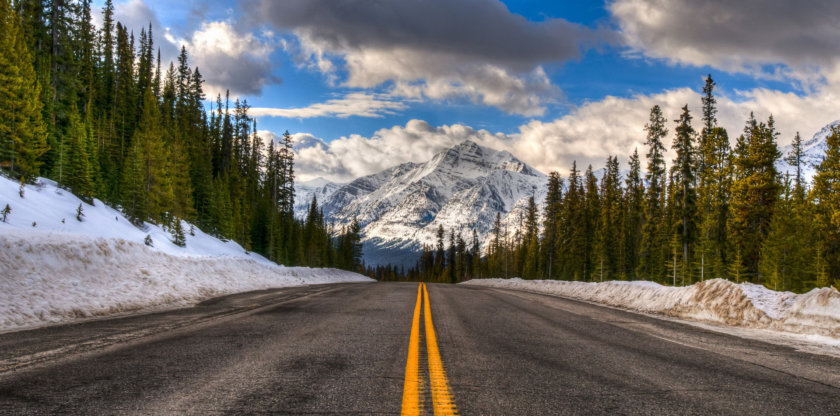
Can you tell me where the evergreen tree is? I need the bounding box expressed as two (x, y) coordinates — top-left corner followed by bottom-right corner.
(522, 196), (540, 279)
(0, 0), (49, 182)
(811, 126), (840, 285)
(785, 131), (805, 198)
(638, 105), (668, 281)
(172, 218), (186, 247)
(583, 165), (600, 280)
(541, 171), (562, 278)
(729, 114), (781, 281)
(759, 175), (813, 291)
(672, 105), (698, 284)
(624, 149), (644, 280)
(65, 104), (94, 200)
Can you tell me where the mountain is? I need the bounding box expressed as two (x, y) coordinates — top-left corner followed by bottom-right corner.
(294, 177), (342, 217)
(308, 140), (547, 267)
(778, 120), (839, 182)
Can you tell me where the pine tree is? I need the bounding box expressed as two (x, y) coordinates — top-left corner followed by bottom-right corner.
(583, 165), (600, 281)
(595, 156), (621, 281)
(672, 105), (698, 284)
(522, 196), (540, 279)
(729, 114), (781, 281)
(65, 104), (94, 200)
(624, 149), (644, 280)
(172, 218), (186, 247)
(759, 175), (813, 291)
(0, 0), (49, 182)
(811, 126), (840, 285)
(638, 105), (668, 281)
(786, 132), (805, 199)
(542, 171), (562, 278)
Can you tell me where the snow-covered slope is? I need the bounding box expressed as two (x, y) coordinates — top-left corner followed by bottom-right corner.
(778, 120), (838, 182)
(0, 175), (372, 332)
(317, 140), (547, 266)
(464, 278), (840, 340)
(0, 176), (272, 262)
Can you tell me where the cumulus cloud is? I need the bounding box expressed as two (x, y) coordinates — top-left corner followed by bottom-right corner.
(250, 93), (407, 119)
(173, 20), (278, 96)
(292, 83), (840, 184)
(101, 0), (277, 97)
(610, 0), (840, 84)
(293, 120), (510, 182)
(243, 0), (605, 116)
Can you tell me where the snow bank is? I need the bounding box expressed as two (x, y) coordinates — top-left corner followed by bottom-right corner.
(463, 278), (840, 339)
(0, 176), (371, 332)
(0, 176), (276, 263)
(0, 230), (370, 332)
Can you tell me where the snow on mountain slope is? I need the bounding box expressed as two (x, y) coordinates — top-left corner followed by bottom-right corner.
(319, 140), (547, 266)
(294, 177), (342, 219)
(778, 120), (838, 182)
(0, 175), (371, 332)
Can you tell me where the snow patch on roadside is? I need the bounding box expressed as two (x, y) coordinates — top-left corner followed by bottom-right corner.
(0, 230), (371, 332)
(463, 278), (840, 339)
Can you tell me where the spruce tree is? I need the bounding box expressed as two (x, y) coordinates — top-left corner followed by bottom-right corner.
(172, 218), (186, 247)
(75, 203), (85, 222)
(672, 105), (698, 284)
(542, 171), (562, 278)
(65, 104), (94, 200)
(729, 114), (781, 281)
(624, 149), (644, 280)
(0, 1), (49, 182)
(785, 132), (805, 198)
(638, 105), (668, 281)
(811, 126), (840, 284)
(583, 165), (600, 281)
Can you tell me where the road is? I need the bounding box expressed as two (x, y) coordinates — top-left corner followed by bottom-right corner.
(1, 282), (839, 415)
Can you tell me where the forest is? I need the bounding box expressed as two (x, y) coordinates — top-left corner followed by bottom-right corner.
(4, 1), (839, 291)
(404, 75), (840, 293)
(0, 0), (363, 272)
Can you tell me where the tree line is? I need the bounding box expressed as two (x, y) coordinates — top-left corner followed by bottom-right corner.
(398, 75), (839, 292)
(486, 75), (838, 292)
(0, 0), (362, 272)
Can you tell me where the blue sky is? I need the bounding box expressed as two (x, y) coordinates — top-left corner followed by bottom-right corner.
(104, 0), (840, 182)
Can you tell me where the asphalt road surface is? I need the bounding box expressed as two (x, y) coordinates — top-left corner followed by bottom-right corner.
(1, 282), (840, 415)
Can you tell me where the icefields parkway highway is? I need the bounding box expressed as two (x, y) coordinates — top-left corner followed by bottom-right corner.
(1, 282), (840, 415)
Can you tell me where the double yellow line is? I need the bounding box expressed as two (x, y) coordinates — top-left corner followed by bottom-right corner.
(401, 283), (458, 416)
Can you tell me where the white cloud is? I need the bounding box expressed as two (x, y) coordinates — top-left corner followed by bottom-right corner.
(250, 93), (407, 119)
(100, 0), (277, 97)
(292, 83), (840, 183)
(174, 20), (278, 96)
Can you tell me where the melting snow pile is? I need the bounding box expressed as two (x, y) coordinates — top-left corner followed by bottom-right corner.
(0, 176), (371, 332)
(463, 278), (840, 339)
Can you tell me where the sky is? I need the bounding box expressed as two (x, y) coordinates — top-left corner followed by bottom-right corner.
(99, 0), (840, 183)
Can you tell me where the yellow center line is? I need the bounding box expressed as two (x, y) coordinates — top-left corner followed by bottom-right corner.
(401, 284), (423, 415)
(422, 283), (458, 416)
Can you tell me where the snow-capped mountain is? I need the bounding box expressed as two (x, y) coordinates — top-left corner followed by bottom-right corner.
(294, 177), (343, 217)
(301, 140), (547, 266)
(778, 120), (838, 182)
